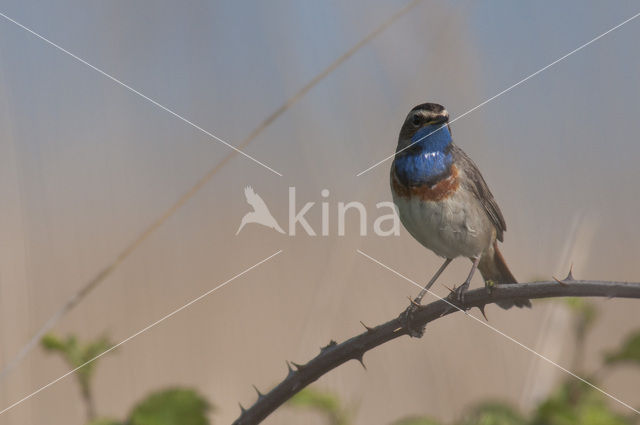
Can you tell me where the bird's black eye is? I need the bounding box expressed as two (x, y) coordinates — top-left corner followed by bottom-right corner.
(411, 114), (421, 127)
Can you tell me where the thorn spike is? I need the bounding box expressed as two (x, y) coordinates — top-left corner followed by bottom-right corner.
(253, 385), (264, 398)
(478, 304), (489, 321)
(566, 263), (575, 281)
(286, 360), (294, 373)
(360, 320), (373, 331)
(442, 284), (455, 294)
(355, 354), (367, 370)
(239, 403), (247, 414)
(553, 276), (569, 286)
(291, 361), (304, 370)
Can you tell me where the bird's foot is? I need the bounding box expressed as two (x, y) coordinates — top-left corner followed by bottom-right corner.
(450, 282), (470, 308)
(401, 297), (426, 338)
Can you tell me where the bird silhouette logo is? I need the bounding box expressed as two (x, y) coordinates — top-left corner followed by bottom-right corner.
(236, 186), (285, 235)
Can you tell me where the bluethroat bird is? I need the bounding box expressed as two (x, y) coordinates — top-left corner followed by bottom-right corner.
(391, 103), (531, 310)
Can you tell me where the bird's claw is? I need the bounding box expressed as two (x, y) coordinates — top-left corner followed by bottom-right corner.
(450, 282), (470, 308)
(401, 298), (425, 338)
(408, 297), (422, 308)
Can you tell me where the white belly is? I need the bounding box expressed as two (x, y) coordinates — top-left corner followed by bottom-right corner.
(392, 187), (494, 259)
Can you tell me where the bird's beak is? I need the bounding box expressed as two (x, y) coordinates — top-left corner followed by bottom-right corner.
(432, 110), (449, 125)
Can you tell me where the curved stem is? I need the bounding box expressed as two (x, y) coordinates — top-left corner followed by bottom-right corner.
(232, 280), (640, 425)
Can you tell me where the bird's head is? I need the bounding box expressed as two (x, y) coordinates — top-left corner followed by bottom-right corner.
(396, 103), (451, 153)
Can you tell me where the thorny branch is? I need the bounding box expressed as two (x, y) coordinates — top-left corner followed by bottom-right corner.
(232, 278), (640, 425)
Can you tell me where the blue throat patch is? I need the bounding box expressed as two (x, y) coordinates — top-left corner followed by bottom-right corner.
(395, 124), (453, 186)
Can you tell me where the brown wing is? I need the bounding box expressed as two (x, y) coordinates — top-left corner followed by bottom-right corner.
(451, 144), (507, 242)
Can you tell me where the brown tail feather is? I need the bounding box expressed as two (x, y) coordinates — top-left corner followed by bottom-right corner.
(478, 241), (531, 309)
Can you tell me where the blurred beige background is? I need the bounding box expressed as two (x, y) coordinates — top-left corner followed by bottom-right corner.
(1, 1), (639, 424)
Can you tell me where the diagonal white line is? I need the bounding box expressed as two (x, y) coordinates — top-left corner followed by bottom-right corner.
(356, 249), (640, 415)
(0, 249), (282, 416)
(356, 10), (640, 177)
(0, 11), (283, 176)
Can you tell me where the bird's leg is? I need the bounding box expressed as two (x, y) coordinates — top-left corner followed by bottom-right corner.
(403, 258), (452, 337)
(413, 258), (452, 306)
(453, 256), (481, 306)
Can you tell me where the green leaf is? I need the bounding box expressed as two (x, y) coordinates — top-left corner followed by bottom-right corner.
(128, 388), (211, 425)
(289, 388), (341, 413)
(564, 298), (597, 332)
(288, 388), (350, 425)
(532, 380), (633, 425)
(605, 330), (640, 367)
(458, 401), (527, 425)
(41, 333), (67, 352)
(41, 333), (116, 396)
(76, 335), (114, 388)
